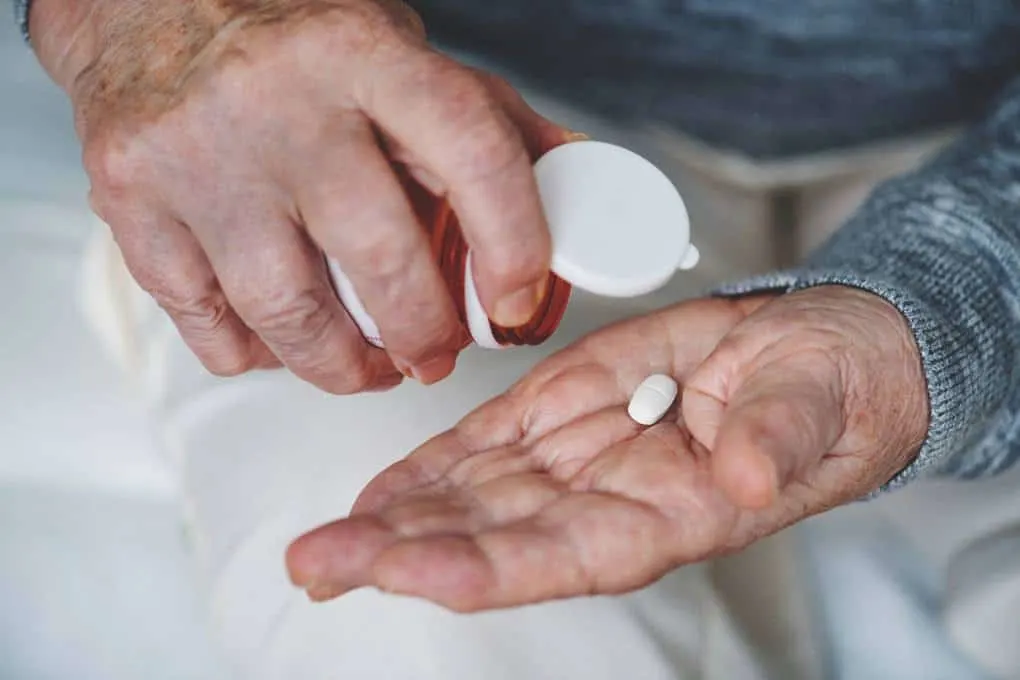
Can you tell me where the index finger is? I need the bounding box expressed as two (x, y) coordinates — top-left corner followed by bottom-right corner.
(357, 49), (551, 327)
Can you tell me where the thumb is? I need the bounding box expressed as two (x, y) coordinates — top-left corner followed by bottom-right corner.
(683, 350), (846, 510)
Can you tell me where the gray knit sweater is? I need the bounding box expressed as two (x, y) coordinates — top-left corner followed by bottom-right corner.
(14, 0), (1020, 492)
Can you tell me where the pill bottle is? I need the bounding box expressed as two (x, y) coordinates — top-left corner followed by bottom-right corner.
(327, 140), (700, 350)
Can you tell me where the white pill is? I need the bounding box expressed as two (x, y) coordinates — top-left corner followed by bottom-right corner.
(627, 374), (679, 426)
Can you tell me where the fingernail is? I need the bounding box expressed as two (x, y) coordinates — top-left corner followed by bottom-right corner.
(408, 352), (457, 385)
(564, 130), (590, 143)
(492, 280), (546, 327)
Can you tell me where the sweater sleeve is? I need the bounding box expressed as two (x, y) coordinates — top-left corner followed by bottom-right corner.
(715, 76), (1020, 492)
(13, 0), (29, 41)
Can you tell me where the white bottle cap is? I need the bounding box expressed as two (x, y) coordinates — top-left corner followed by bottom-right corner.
(330, 140), (698, 350)
(327, 260), (383, 346)
(463, 251), (502, 350)
(535, 140), (697, 297)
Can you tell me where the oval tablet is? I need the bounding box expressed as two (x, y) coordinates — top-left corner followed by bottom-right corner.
(627, 374), (679, 426)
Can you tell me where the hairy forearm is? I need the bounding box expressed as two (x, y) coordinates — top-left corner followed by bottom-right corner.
(28, 0), (228, 98)
(24, 0), (382, 129)
(27, 0), (253, 134)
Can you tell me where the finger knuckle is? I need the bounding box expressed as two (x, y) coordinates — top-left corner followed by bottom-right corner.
(433, 70), (523, 180)
(150, 286), (254, 376)
(310, 1), (414, 58)
(484, 248), (547, 289)
(458, 124), (524, 187)
(343, 234), (415, 283)
(433, 63), (491, 106)
(83, 135), (140, 194)
(248, 286), (335, 351)
(356, 0), (423, 43)
(478, 71), (512, 94)
(156, 285), (233, 333)
(87, 189), (116, 225)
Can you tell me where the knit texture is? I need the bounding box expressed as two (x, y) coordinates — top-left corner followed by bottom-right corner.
(717, 75), (1020, 490)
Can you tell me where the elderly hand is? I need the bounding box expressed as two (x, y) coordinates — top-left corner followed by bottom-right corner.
(285, 286), (928, 610)
(30, 0), (572, 392)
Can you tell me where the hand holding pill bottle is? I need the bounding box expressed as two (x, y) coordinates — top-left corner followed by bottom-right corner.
(328, 140), (701, 351)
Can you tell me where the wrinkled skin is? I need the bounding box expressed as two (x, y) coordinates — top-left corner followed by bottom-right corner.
(28, 0), (930, 615)
(31, 0), (572, 393)
(287, 286), (929, 612)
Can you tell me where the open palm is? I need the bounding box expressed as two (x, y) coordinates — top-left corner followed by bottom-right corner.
(286, 287), (926, 611)
(286, 298), (754, 610)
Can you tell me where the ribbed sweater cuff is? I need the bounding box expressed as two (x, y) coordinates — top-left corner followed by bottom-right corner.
(714, 271), (958, 494)
(711, 183), (1013, 496)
